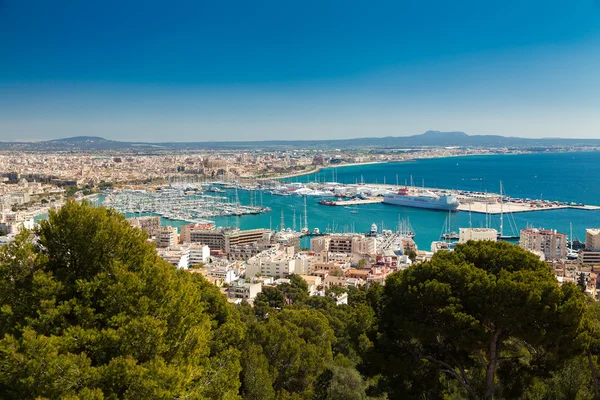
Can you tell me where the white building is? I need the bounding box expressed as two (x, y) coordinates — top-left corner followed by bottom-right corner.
(189, 243), (210, 265)
(246, 245), (297, 278)
(310, 234), (376, 256)
(0, 212), (35, 235)
(227, 281), (262, 301)
(459, 228), (498, 243)
(157, 246), (190, 269)
(156, 226), (178, 248)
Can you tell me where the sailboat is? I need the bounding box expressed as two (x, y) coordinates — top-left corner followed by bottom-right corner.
(497, 181), (520, 240)
(397, 214), (416, 238)
(567, 222), (579, 260)
(440, 209), (459, 240)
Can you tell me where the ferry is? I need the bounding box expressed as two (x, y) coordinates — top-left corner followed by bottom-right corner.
(383, 187), (459, 211)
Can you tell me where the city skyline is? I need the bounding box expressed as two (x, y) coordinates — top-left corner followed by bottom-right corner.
(1, 0), (600, 141)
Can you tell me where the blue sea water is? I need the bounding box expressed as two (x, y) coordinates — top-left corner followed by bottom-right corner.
(292, 151), (600, 205)
(40, 152), (600, 251)
(140, 152), (600, 250)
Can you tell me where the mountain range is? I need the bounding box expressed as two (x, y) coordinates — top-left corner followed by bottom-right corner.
(1, 131), (599, 151)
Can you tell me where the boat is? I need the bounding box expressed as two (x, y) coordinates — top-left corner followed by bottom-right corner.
(383, 187), (459, 211)
(567, 222), (579, 260)
(496, 182), (520, 241)
(318, 199), (337, 206)
(441, 232), (460, 240)
(397, 216), (416, 238)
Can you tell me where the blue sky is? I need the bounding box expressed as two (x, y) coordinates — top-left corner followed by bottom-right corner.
(1, 0), (599, 142)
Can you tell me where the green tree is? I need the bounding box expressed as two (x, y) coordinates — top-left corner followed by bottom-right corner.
(576, 301), (600, 399)
(405, 250), (417, 262)
(377, 241), (587, 400)
(0, 200), (243, 399)
(240, 344), (276, 400)
(278, 275), (309, 305)
(578, 272), (588, 292)
(251, 309), (335, 397)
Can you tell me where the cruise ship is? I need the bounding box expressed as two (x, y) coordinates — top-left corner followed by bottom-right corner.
(383, 187), (459, 211)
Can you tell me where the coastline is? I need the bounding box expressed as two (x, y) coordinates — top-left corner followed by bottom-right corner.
(245, 148), (598, 182)
(254, 161), (389, 181)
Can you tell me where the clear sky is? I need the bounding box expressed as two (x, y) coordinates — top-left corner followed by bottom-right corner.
(1, 0), (599, 142)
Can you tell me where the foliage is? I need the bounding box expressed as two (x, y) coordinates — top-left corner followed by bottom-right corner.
(1, 204), (600, 399)
(405, 249), (417, 262)
(375, 240), (587, 400)
(0, 201), (241, 399)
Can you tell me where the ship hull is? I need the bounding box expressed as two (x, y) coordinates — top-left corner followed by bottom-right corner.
(383, 196), (459, 211)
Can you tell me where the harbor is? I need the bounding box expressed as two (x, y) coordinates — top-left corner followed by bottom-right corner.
(103, 187), (271, 224)
(456, 201), (600, 214)
(83, 153), (600, 251)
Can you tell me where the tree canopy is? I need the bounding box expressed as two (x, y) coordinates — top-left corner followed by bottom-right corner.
(0, 202), (598, 399)
(375, 241), (587, 400)
(0, 201), (240, 399)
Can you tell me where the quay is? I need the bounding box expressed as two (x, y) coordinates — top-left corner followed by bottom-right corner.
(320, 198), (385, 206)
(457, 201), (600, 215)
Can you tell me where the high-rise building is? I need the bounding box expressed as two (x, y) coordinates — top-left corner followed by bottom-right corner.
(156, 226), (178, 248)
(586, 229), (600, 251)
(180, 225), (270, 253)
(128, 216), (161, 237)
(519, 228), (567, 261)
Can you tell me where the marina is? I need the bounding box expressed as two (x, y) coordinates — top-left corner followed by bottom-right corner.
(103, 187), (271, 224)
(84, 152), (600, 251)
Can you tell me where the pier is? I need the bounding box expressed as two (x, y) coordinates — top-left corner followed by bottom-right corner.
(321, 198), (385, 206)
(457, 201), (600, 215)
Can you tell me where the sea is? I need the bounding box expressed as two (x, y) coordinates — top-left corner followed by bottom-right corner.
(43, 151), (600, 251)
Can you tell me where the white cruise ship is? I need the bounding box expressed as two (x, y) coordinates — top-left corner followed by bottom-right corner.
(383, 187), (459, 211)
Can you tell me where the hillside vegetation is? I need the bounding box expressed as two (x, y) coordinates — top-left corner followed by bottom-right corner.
(0, 201), (598, 399)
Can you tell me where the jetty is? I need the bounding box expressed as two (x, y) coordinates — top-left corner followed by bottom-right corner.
(319, 198), (385, 206)
(457, 201), (600, 215)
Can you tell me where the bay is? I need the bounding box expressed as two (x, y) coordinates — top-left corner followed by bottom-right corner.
(40, 152), (600, 251)
(135, 152), (600, 251)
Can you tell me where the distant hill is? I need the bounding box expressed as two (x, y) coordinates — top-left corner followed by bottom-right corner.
(1, 131), (599, 151)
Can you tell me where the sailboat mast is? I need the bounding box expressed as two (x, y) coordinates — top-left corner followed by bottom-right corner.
(469, 202), (472, 229)
(293, 209), (296, 232)
(499, 181), (504, 237)
(304, 195), (308, 230)
(570, 222), (573, 252)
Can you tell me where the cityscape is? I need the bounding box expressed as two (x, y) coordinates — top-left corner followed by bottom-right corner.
(2, 0), (600, 399)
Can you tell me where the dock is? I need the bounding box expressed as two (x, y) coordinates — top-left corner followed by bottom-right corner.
(323, 198), (385, 206)
(317, 195), (600, 213)
(457, 201), (600, 215)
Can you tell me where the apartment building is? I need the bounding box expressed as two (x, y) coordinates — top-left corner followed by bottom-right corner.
(180, 225), (270, 254)
(580, 250), (600, 266)
(520, 228), (567, 261)
(156, 226), (178, 248)
(157, 246), (190, 269)
(188, 243), (210, 265)
(246, 245), (299, 278)
(310, 234), (376, 256)
(586, 229), (600, 251)
(0, 212), (35, 235)
(128, 216), (161, 237)
(227, 281), (262, 301)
